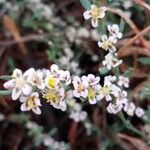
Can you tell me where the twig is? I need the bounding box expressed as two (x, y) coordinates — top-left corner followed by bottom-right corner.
(107, 7), (140, 34)
(0, 34), (44, 46)
(119, 25), (150, 51)
(133, 0), (150, 12)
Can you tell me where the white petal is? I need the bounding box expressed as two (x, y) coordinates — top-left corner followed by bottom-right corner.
(19, 95), (27, 102)
(51, 64), (59, 73)
(101, 35), (107, 41)
(22, 84), (32, 96)
(12, 69), (22, 78)
(3, 79), (15, 89)
(118, 33), (122, 39)
(81, 90), (88, 98)
(12, 88), (22, 100)
(23, 68), (35, 81)
(32, 107), (41, 115)
(89, 98), (97, 104)
(73, 90), (80, 98)
(21, 103), (29, 111)
(91, 19), (98, 28)
(91, 4), (96, 9)
(98, 41), (102, 47)
(83, 10), (92, 20)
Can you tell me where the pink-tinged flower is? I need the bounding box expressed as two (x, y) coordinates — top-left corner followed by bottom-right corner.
(82, 74), (100, 85)
(107, 24), (122, 42)
(118, 76), (129, 88)
(72, 76), (89, 98)
(107, 102), (123, 114)
(20, 92), (41, 115)
(83, 4), (107, 28)
(135, 107), (145, 118)
(124, 102), (135, 116)
(116, 91), (128, 105)
(102, 53), (122, 70)
(3, 68), (33, 100)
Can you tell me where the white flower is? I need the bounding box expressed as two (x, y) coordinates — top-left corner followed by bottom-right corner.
(118, 76), (129, 88)
(98, 35), (117, 53)
(70, 110), (87, 122)
(82, 74), (100, 85)
(98, 76), (121, 101)
(58, 70), (71, 85)
(124, 102), (135, 116)
(20, 92), (41, 115)
(91, 29), (100, 41)
(107, 102), (123, 114)
(83, 4), (107, 28)
(77, 27), (90, 38)
(0, 114), (5, 121)
(123, 0), (133, 9)
(72, 76), (89, 98)
(30, 69), (45, 90)
(107, 24), (122, 42)
(43, 135), (54, 146)
(135, 107), (145, 118)
(3, 68), (33, 100)
(102, 53), (122, 70)
(45, 75), (59, 89)
(87, 84), (102, 104)
(42, 87), (66, 111)
(116, 91), (128, 105)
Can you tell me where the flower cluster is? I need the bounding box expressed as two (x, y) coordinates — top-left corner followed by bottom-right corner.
(4, 65), (71, 114)
(124, 102), (145, 118)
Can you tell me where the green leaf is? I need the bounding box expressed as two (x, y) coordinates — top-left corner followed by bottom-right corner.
(80, 0), (91, 10)
(138, 57), (150, 65)
(0, 90), (12, 96)
(119, 18), (125, 33)
(99, 67), (109, 75)
(124, 68), (133, 78)
(0, 76), (12, 80)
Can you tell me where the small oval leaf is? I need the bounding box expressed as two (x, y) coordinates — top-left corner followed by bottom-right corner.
(80, 0), (91, 10)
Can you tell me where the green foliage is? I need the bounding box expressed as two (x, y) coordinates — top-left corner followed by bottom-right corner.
(0, 90), (12, 96)
(80, 0), (91, 10)
(119, 18), (125, 33)
(138, 57), (150, 65)
(99, 67), (109, 75)
(0, 75), (12, 80)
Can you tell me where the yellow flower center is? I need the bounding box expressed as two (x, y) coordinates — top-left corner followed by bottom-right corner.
(88, 88), (95, 100)
(43, 89), (61, 103)
(26, 96), (36, 109)
(102, 85), (111, 94)
(48, 77), (56, 88)
(78, 84), (85, 93)
(102, 40), (112, 50)
(91, 7), (100, 19)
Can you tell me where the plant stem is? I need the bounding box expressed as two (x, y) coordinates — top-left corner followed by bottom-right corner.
(118, 112), (147, 140)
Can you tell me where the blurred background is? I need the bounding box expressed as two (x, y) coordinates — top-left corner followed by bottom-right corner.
(0, 0), (150, 149)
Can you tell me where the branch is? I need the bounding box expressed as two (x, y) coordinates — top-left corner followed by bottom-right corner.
(118, 25), (150, 52)
(133, 0), (150, 12)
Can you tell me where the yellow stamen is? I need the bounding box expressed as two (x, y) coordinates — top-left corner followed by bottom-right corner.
(47, 77), (56, 88)
(102, 40), (112, 50)
(91, 7), (100, 19)
(102, 85), (111, 94)
(88, 88), (95, 100)
(42, 89), (61, 103)
(26, 96), (36, 109)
